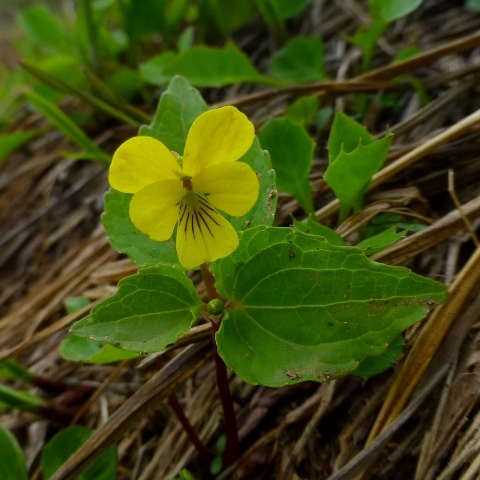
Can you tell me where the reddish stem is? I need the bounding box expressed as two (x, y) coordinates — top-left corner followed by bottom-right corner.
(168, 394), (211, 468)
(200, 263), (239, 466)
(211, 320), (239, 467)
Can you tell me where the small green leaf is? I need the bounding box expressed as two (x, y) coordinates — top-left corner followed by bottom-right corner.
(64, 296), (91, 314)
(212, 226), (447, 387)
(0, 426), (28, 480)
(285, 96), (319, 126)
(197, 0), (254, 37)
(139, 75), (208, 154)
(393, 46), (421, 63)
(41, 426), (116, 480)
(25, 91), (109, 166)
(140, 42), (275, 88)
(324, 136), (391, 221)
(364, 213), (427, 238)
(71, 265), (203, 353)
(122, 0), (171, 41)
(60, 335), (140, 363)
(223, 138), (277, 231)
(351, 21), (388, 71)
(259, 118), (314, 213)
(177, 26), (194, 53)
(271, 0), (309, 18)
(18, 5), (70, 53)
(256, 0), (309, 20)
(0, 384), (47, 412)
(369, 0), (423, 22)
(0, 360), (35, 383)
(352, 335), (404, 381)
(466, 0), (480, 11)
(293, 216), (346, 246)
(328, 111), (374, 162)
(0, 131), (38, 163)
(269, 35), (327, 83)
(357, 227), (406, 255)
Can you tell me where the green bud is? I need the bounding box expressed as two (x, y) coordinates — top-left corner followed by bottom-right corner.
(207, 298), (224, 316)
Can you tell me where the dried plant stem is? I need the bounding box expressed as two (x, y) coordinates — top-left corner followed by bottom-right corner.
(364, 245), (480, 455)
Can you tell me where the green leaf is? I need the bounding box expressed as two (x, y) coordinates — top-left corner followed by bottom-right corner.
(356, 227), (406, 255)
(223, 138), (277, 231)
(0, 426), (28, 480)
(285, 96), (319, 126)
(269, 35), (327, 83)
(466, 0), (480, 11)
(0, 131), (38, 163)
(259, 118), (314, 213)
(352, 335), (404, 381)
(197, 0), (254, 37)
(364, 213), (427, 238)
(122, 0), (169, 41)
(324, 136), (391, 221)
(328, 111), (374, 162)
(60, 335), (140, 363)
(393, 45), (421, 63)
(103, 188), (180, 267)
(71, 265), (203, 353)
(268, 0), (309, 18)
(64, 296), (91, 314)
(139, 76), (208, 153)
(41, 426), (116, 480)
(0, 360), (35, 382)
(25, 91), (110, 166)
(212, 226), (447, 387)
(292, 216), (346, 246)
(0, 384), (47, 412)
(350, 21), (388, 72)
(177, 26), (194, 53)
(369, 0), (423, 22)
(17, 5), (70, 53)
(140, 42), (276, 87)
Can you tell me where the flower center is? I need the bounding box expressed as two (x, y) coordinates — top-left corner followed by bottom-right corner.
(182, 177), (193, 190)
(178, 190), (220, 240)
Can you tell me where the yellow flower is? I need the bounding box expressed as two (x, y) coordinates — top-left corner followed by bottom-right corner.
(109, 106), (259, 269)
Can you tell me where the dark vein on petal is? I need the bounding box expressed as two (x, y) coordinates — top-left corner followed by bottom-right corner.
(198, 210), (213, 236)
(193, 209), (203, 236)
(199, 206), (220, 226)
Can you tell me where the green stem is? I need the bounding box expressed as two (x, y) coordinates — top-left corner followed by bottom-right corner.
(201, 263), (239, 467)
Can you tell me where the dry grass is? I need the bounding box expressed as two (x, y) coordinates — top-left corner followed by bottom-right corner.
(2, 1), (480, 479)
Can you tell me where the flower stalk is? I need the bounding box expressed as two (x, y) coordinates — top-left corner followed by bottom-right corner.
(202, 264), (239, 467)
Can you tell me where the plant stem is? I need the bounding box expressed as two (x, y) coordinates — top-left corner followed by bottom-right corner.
(201, 263), (218, 299)
(201, 263), (239, 467)
(168, 394), (211, 468)
(155, 357), (210, 466)
(211, 320), (239, 467)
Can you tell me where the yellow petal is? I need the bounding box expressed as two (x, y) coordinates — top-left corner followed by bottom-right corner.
(192, 162), (259, 216)
(176, 192), (239, 269)
(182, 106), (255, 177)
(129, 180), (184, 241)
(109, 136), (184, 194)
